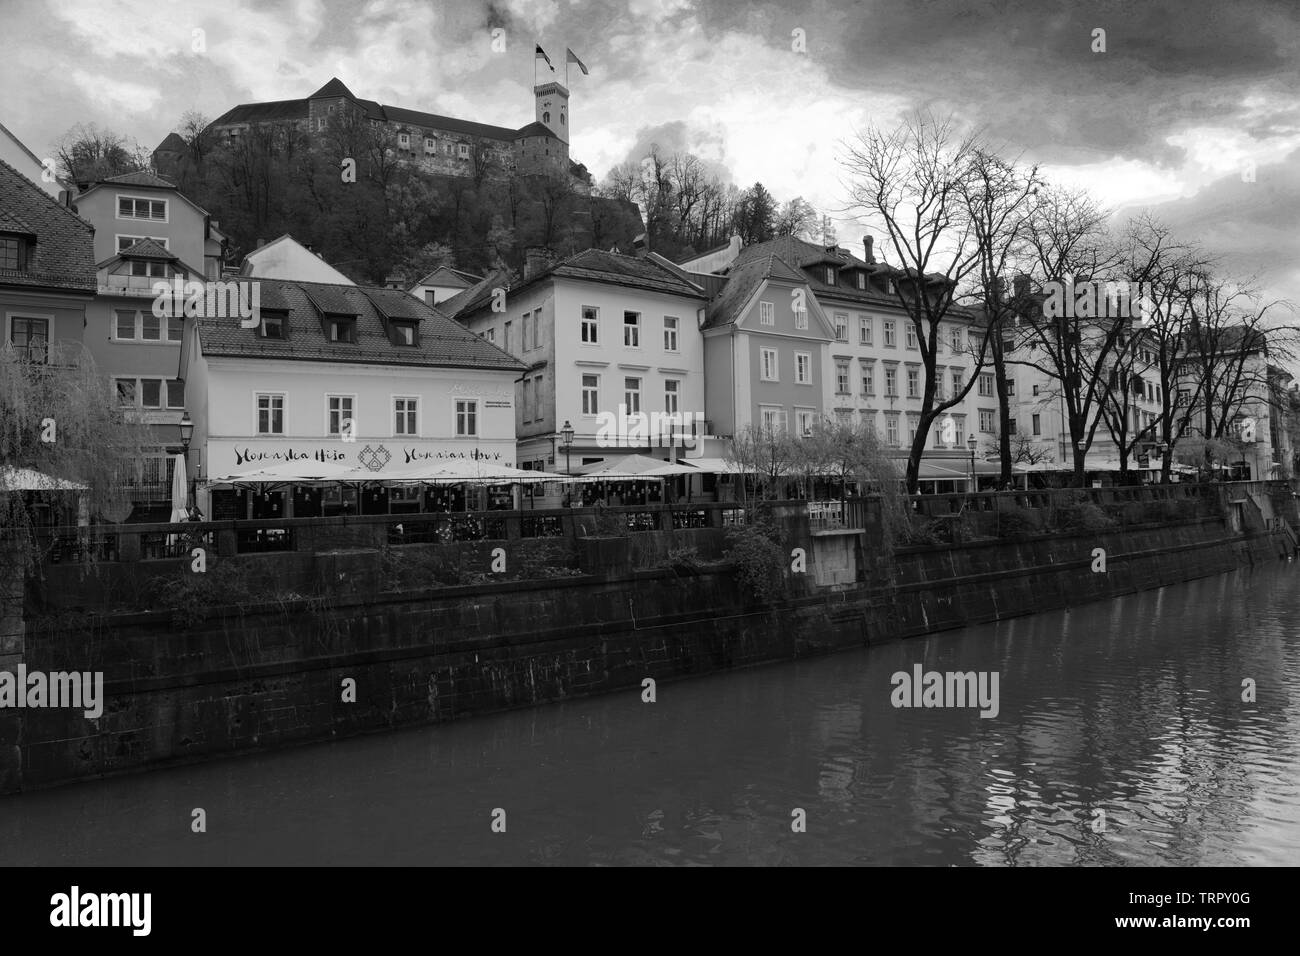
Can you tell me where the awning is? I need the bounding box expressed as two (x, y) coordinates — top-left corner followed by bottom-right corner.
(209, 461), (358, 484)
(575, 454), (677, 479)
(915, 459), (1002, 480)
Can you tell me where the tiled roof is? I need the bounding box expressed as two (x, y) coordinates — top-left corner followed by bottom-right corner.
(97, 169), (178, 190)
(383, 105), (517, 141)
(513, 121), (560, 140)
(413, 265), (480, 289)
(309, 78), (357, 100)
(116, 238), (176, 260)
(438, 269), (513, 320)
(196, 278), (525, 371)
(702, 252), (808, 331)
(0, 158), (96, 293)
(212, 98), (311, 127)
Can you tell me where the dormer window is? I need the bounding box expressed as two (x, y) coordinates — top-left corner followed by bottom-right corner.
(390, 321), (417, 346)
(0, 234), (28, 271)
(856, 271), (866, 290)
(327, 317), (356, 343)
(824, 266), (835, 285)
(260, 314), (286, 339)
(130, 260), (168, 278)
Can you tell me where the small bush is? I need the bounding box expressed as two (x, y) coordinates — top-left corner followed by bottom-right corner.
(1052, 494), (1115, 533)
(663, 544), (704, 573)
(153, 560), (263, 628)
(724, 518), (787, 601)
(996, 505), (1041, 539)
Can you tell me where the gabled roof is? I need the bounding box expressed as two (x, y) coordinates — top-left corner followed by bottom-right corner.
(95, 237), (206, 277)
(212, 98), (311, 127)
(193, 278), (526, 371)
(702, 251), (810, 331)
(155, 132), (188, 153)
(446, 250), (707, 321)
(0, 158), (96, 293)
(513, 121), (560, 141)
(413, 265), (482, 289)
(94, 169), (178, 190)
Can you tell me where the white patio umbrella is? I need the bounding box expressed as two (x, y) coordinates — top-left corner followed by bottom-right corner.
(168, 453), (188, 522)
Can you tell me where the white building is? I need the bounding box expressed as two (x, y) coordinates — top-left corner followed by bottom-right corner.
(408, 265), (483, 306)
(179, 279), (525, 517)
(241, 234), (355, 285)
(442, 249), (709, 472)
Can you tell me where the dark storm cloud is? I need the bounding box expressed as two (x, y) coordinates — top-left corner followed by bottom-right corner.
(694, 0), (1300, 167)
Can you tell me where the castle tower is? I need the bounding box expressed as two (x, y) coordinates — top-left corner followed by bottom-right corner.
(533, 81), (569, 145)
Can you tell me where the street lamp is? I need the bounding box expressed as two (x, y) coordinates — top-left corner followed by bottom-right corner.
(967, 434), (978, 492)
(560, 420), (576, 509)
(179, 412), (195, 514)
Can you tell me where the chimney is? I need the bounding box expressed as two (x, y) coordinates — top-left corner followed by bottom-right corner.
(631, 233), (648, 258)
(255, 237), (266, 249)
(524, 246), (553, 280)
(862, 235), (875, 264)
(1013, 274), (1030, 299)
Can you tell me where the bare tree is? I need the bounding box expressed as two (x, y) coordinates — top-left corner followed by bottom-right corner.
(55, 122), (147, 183)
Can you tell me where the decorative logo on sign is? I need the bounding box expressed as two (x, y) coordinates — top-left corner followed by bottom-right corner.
(358, 444), (392, 471)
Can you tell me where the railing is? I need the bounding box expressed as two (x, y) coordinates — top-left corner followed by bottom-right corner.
(236, 527), (295, 553)
(671, 508), (709, 530)
(521, 514), (565, 538)
(141, 530), (213, 560)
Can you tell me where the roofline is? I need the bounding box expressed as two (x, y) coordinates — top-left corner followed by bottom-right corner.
(196, 350), (526, 372)
(0, 157), (97, 231)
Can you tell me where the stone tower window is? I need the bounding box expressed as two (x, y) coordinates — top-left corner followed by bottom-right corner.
(543, 111), (550, 123)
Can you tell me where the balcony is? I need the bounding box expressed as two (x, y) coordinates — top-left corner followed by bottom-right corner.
(100, 274), (169, 297)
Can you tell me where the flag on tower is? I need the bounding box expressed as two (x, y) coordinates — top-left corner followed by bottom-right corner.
(535, 45), (555, 71)
(566, 48), (589, 75)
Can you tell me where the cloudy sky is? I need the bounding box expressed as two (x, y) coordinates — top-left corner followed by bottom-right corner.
(3, 0), (1298, 310)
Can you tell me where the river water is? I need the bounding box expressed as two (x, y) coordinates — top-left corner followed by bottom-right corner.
(3, 562), (1298, 866)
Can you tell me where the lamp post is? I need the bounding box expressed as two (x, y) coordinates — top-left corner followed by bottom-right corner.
(966, 434), (978, 493)
(179, 412), (195, 514)
(561, 420), (575, 507)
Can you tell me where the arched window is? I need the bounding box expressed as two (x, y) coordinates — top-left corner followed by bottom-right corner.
(542, 111), (550, 124)
(560, 112), (566, 125)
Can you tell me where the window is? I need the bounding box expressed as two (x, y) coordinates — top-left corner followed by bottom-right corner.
(836, 361), (850, 394)
(624, 377), (641, 413)
(949, 326), (962, 353)
(136, 378), (161, 409)
(859, 315), (872, 345)
(532, 376), (544, 422)
(1032, 414), (1041, 435)
(130, 260), (167, 278)
(664, 379), (679, 414)
(979, 409), (994, 432)
(390, 322), (417, 346)
(455, 399), (478, 436)
(796, 409), (815, 437)
(1005, 379), (1016, 397)
(256, 394), (284, 434)
(0, 235), (26, 270)
(327, 395), (354, 436)
(166, 380), (185, 409)
(522, 311), (532, 351)
(1032, 384), (1039, 396)
(933, 424), (946, 449)
(485, 328), (495, 344)
(885, 279), (896, 295)
(760, 348), (778, 381)
(861, 360), (874, 395)
(1007, 419), (1018, 435)
(399, 132), (410, 148)
(1178, 388), (1191, 407)
(458, 143), (470, 158)
(884, 366), (898, 396)
(906, 324), (917, 349)
(582, 374), (600, 415)
(759, 301), (774, 326)
(261, 314), (285, 339)
(115, 310), (137, 340)
(951, 369), (963, 397)
(856, 272), (866, 290)
(794, 308), (808, 330)
(167, 314), (183, 342)
(581, 306), (598, 343)
(623, 311), (640, 347)
(141, 312), (161, 341)
(117, 196), (166, 220)
(824, 266), (836, 285)
(834, 312), (848, 342)
(116, 235), (167, 252)
(979, 373), (994, 397)
(795, 351), (811, 385)
(886, 416), (899, 447)
(425, 137), (436, 153)
(663, 316), (679, 351)
(760, 405), (784, 434)
(907, 368), (920, 398)
(115, 378), (136, 407)
(394, 398), (418, 436)
(328, 318), (355, 343)
(883, 319), (896, 347)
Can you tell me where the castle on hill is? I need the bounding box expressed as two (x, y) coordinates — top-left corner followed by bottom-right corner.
(153, 75), (590, 191)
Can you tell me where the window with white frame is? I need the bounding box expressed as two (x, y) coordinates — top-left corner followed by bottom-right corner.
(117, 196), (166, 221)
(979, 409), (994, 432)
(933, 423), (946, 449)
(582, 374), (599, 415)
(760, 405), (784, 434)
(326, 395), (354, 435)
(1005, 378), (1016, 397)
(522, 311), (532, 351)
(954, 417), (965, 447)
(394, 397), (418, 435)
(824, 266), (836, 285)
(884, 366), (898, 396)
(256, 393), (284, 435)
(663, 316), (679, 351)
(886, 415), (899, 447)
(978, 373), (994, 397)
(532, 376), (544, 422)
(794, 307), (808, 330)
(581, 305), (598, 343)
(117, 235), (168, 252)
(796, 408), (815, 437)
(455, 399), (478, 437)
(760, 347), (778, 381)
(1032, 414), (1041, 435)
(907, 368), (920, 398)
(166, 380), (184, 409)
(951, 368), (963, 397)
(934, 368), (945, 401)
(861, 360), (874, 395)
(759, 301), (774, 326)
(883, 319), (896, 346)
(664, 379), (679, 414)
(624, 376), (641, 413)
(859, 315), (872, 345)
(834, 312), (848, 342)
(129, 260), (168, 278)
(836, 361), (850, 394)
(795, 351), (811, 385)
(623, 311), (640, 347)
(906, 324), (917, 349)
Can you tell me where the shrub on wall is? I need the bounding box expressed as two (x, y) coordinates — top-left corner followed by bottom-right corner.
(724, 517), (787, 601)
